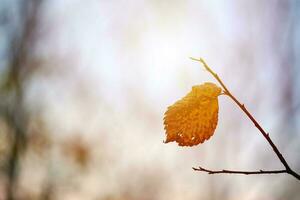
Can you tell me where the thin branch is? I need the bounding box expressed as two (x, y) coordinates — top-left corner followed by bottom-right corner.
(193, 167), (287, 175)
(190, 57), (300, 181)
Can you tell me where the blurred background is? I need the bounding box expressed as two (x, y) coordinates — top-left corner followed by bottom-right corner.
(0, 0), (300, 199)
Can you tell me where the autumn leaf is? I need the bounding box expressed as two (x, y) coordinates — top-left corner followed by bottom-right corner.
(164, 82), (222, 146)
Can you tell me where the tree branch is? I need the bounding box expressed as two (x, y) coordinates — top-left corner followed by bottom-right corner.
(190, 57), (300, 181)
(192, 167), (287, 175)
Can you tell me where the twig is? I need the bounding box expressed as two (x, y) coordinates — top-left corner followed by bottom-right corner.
(193, 167), (286, 175)
(190, 57), (300, 181)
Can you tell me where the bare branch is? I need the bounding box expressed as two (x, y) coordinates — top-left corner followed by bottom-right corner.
(193, 167), (287, 175)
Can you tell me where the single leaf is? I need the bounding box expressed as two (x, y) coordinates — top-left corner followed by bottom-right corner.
(164, 82), (221, 146)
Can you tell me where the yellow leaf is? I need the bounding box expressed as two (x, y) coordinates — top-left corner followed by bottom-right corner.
(164, 82), (221, 146)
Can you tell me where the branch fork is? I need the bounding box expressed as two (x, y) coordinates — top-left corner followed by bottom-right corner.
(190, 57), (300, 181)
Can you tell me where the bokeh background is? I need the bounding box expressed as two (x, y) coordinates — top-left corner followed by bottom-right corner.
(0, 0), (300, 199)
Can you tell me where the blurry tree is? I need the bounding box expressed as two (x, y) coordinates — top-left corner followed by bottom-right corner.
(0, 0), (43, 199)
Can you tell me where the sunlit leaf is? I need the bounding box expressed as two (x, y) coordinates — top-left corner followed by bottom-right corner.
(164, 82), (221, 146)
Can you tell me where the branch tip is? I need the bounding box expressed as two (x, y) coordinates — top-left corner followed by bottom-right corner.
(189, 57), (201, 62)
